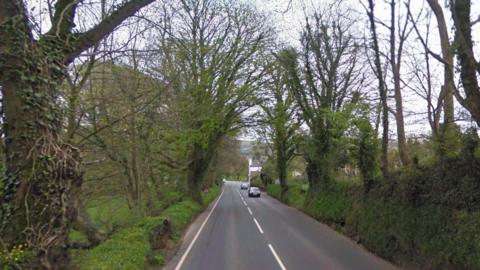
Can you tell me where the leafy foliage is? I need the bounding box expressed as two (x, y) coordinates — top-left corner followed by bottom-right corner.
(0, 243), (31, 270)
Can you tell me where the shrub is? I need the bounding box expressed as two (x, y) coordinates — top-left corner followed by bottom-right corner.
(267, 184), (281, 200)
(72, 227), (150, 270)
(86, 196), (139, 233)
(0, 244), (31, 270)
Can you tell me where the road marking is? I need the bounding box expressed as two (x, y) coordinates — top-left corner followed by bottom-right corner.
(174, 188), (224, 270)
(253, 218), (264, 234)
(268, 244), (287, 270)
(243, 201), (247, 206)
(247, 207), (253, 215)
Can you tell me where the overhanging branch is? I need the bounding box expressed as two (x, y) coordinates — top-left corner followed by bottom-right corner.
(65, 0), (155, 63)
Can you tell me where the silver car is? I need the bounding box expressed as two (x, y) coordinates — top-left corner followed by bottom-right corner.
(248, 187), (261, 197)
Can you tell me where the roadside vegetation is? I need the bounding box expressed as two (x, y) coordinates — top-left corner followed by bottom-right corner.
(257, 1), (480, 270)
(72, 186), (220, 269)
(0, 1), (255, 268)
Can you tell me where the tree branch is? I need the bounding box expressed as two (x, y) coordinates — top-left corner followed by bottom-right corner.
(46, 0), (80, 38)
(65, 0), (155, 63)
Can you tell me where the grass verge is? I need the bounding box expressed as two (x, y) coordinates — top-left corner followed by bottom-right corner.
(72, 185), (221, 269)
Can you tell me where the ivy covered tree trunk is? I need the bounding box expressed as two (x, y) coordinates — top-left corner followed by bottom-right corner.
(0, 1), (155, 268)
(303, 133), (330, 201)
(186, 143), (215, 205)
(0, 45), (82, 268)
(304, 157), (321, 202)
(275, 133), (290, 201)
(450, 0), (480, 126)
(277, 153), (288, 202)
(306, 120), (335, 195)
(274, 121), (288, 202)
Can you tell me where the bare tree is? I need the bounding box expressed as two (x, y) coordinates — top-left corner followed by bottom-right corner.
(389, 0), (413, 166)
(407, 11), (443, 136)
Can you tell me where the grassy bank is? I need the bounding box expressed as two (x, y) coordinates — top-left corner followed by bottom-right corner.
(267, 184), (480, 270)
(72, 185), (221, 269)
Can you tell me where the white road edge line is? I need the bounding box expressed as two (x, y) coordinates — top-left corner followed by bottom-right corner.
(253, 218), (264, 234)
(268, 244), (287, 270)
(247, 207), (253, 215)
(174, 188), (225, 270)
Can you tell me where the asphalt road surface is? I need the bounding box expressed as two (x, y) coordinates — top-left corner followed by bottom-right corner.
(164, 181), (398, 270)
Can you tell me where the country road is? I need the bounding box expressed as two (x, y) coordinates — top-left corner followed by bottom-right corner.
(164, 181), (398, 270)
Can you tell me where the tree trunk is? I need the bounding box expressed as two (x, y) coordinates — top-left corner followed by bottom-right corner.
(260, 173), (271, 188)
(130, 108), (142, 209)
(426, 0), (456, 154)
(187, 172), (203, 205)
(392, 76), (409, 166)
(275, 126), (289, 201)
(389, 0), (409, 166)
(304, 122), (334, 200)
(277, 153), (288, 202)
(450, 0), (480, 126)
(304, 158), (321, 203)
(71, 196), (104, 248)
(186, 144), (210, 204)
(0, 61), (82, 268)
(367, 0), (389, 178)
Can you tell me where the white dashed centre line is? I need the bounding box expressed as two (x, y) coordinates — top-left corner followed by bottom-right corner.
(253, 218), (264, 234)
(268, 244), (287, 270)
(243, 201), (247, 206)
(247, 207), (253, 215)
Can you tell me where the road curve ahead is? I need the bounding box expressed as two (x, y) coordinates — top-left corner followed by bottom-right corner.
(165, 181), (398, 270)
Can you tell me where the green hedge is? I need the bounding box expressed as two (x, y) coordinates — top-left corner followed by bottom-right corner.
(267, 184), (305, 208)
(351, 201), (480, 269)
(267, 184), (480, 269)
